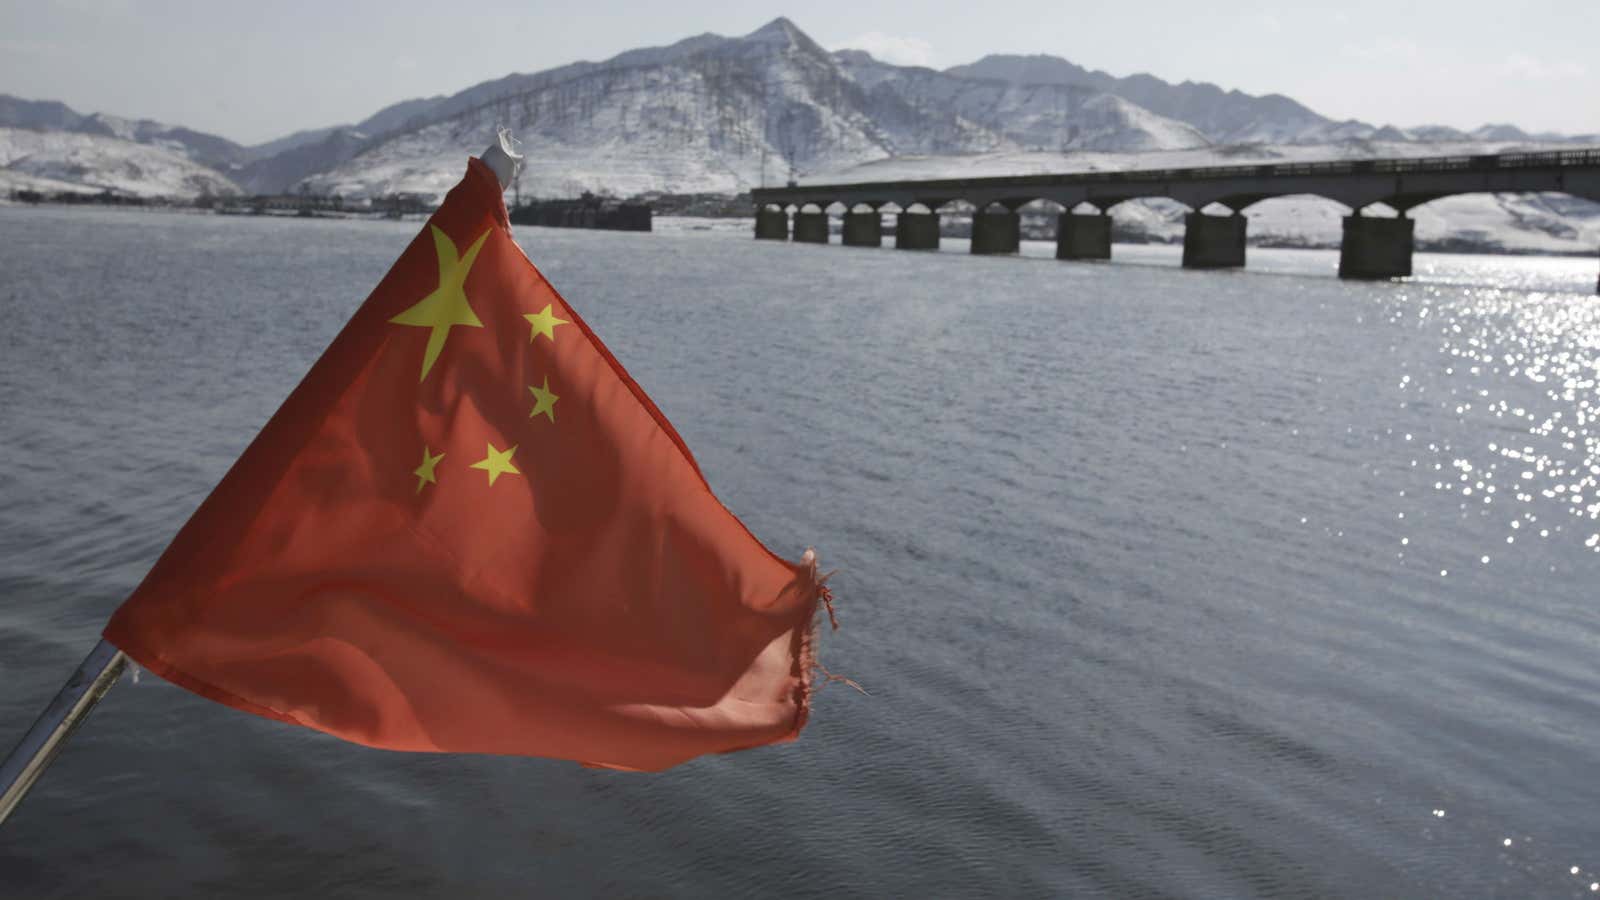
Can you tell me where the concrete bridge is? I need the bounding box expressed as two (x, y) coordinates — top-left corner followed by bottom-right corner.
(750, 149), (1600, 290)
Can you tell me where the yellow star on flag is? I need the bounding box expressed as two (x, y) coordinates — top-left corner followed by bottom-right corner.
(469, 442), (520, 486)
(527, 377), (558, 423)
(412, 446), (445, 493)
(524, 304), (569, 344)
(389, 225), (491, 381)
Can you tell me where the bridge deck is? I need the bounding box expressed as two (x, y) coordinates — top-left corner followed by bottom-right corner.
(751, 148), (1600, 213)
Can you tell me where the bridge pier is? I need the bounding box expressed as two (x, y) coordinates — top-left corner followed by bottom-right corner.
(895, 212), (940, 250)
(971, 210), (1020, 254)
(1182, 213), (1246, 269)
(1056, 213), (1112, 260)
(1338, 214), (1413, 279)
(842, 211), (882, 247)
(793, 211), (829, 244)
(755, 207), (788, 240)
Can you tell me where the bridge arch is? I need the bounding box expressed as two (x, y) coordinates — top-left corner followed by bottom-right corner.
(1359, 187), (1600, 216)
(1091, 192), (1192, 213)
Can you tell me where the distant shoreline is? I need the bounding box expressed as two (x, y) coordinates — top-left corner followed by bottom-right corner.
(3, 200), (1596, 259)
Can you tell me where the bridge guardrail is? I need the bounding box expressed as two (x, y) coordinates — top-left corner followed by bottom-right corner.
(753, 147), (1600, 201)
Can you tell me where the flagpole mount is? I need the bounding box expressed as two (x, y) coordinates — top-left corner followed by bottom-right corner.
(481, 129), (523, 191)
(0, 640), (127, 827)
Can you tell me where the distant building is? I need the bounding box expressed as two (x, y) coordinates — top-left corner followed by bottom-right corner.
(509, 192), (652, 232)
(256, 194), (345, 213)
(376, 193), (434, 218)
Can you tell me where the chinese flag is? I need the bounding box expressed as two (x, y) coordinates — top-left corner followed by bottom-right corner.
(103, 158), (824, 771)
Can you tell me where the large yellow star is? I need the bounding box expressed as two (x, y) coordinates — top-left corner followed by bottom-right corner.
(469, 442), (520, 486)
(524, 303), (569, 344)
(527, 377), (558, 423)
(412, 445), (445, 494)
(390, 225), (492, 381)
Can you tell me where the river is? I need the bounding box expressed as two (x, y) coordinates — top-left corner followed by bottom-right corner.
(2, 206), (1598, 897)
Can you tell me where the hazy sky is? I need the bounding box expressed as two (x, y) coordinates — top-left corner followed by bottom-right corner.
(2, 0), (1594, 145)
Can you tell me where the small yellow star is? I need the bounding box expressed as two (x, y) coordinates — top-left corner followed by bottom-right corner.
(524, 303), (569, 344)
(412, 445), (445, 493)
(527, 377), (558, 423)
(469, 442), (521, 486)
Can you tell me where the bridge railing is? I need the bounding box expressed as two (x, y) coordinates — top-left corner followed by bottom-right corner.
(752, 147), (1600, 200)
(1103, 150), (1600, 182)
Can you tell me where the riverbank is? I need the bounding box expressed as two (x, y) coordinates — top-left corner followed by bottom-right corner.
(5, 198), (1595, 259)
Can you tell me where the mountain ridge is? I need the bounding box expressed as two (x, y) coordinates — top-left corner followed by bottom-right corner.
(298, 18), (1236, 199)
(7, 17), (1594, 184)
(944, 53), (1331, 144)
(3, 16), (1598, 258)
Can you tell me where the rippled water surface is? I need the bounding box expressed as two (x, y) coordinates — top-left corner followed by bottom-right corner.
(3, 206), (1599, 898)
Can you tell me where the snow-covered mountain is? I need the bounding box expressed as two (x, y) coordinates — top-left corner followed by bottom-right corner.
(298, 17), (1598, 201)
(4, 17), (1597, 255)
(0, 94), (248, 171)
(0, 127), (242, 198)
(833, 50), (1208, 152)
(944, 54), (1336, 145)
(0, 93), (395, 194)
(301, 18), (1217, 199)
(942, 55), (1600, 148)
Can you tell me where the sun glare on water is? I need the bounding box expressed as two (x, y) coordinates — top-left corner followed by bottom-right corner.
(1385, 282), (1600, 571)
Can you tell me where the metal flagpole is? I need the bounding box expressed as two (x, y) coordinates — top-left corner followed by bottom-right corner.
(0, 640), (128, 827)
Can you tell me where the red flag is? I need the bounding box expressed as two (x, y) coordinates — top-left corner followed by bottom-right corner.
(104, 157), (825, 771)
